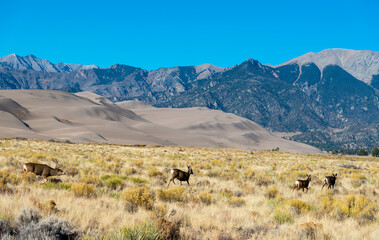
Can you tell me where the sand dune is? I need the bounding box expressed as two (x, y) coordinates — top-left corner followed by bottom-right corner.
(0, 90), (321, 154)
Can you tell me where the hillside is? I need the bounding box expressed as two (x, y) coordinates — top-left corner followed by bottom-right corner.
(0, 90), (320, 154)
(0, 139), (377, 239)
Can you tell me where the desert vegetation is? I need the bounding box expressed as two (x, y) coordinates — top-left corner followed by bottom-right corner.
(0, 138), (378, 239)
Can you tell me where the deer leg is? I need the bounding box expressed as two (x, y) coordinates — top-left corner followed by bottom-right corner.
(167, 179), (173, 188)
(322, 183), (326, 190)
(41, 177), (48, 184)
(187, 180), (190, 185)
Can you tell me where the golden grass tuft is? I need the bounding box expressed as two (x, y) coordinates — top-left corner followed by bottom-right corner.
(122, 186), (155, 211)
(71, 183), (96, 198)
(157, 187), (185, 202)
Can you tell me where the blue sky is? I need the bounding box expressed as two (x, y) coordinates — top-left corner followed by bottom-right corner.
(1, 0), (378, 70)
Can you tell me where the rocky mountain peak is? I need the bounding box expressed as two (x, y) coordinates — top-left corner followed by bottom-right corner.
(277, 49), (379, 83)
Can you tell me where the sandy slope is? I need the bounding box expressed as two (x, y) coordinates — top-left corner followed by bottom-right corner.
(0, 90), (321, 154)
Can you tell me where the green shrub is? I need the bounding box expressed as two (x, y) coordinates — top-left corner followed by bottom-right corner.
(110, 221), (161, 240)
(129, 177), (148, 185)
(273, 208), (293, 224)
(43, 182), (72, 191)
(71, 183), (96, 198)
(357, 149), (368, 156)
(105, 177), (123, 190)
(372, 147), (379, 157)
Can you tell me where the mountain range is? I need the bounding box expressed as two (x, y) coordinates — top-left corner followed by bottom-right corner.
(0, 49), (378, 152)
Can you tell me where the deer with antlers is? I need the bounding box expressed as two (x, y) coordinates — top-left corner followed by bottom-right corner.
(23, 160), (64, 183)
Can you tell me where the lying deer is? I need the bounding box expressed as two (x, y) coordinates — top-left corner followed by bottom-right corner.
(23, 162), (64, 183)
(322, 173), (337, 189)
(167, 165), (193, 187)
(292, 174), (311, 192)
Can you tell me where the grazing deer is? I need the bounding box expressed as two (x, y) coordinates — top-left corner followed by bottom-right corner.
(23, 162), (64, 183)
(322, 173), (337, 189)
(167, 166), (193, 187)
(292, 174), (311, 192)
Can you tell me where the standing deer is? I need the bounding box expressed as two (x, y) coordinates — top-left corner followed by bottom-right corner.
(23, 162), (64, 183)
(292, 174), (311, 192)
(167, 166), (193, 187)
(322, 173), (337, 189)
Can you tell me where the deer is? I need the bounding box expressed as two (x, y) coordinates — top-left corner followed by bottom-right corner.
(167, 165), (193, 188)
(23, 161), (64, 183)
(322, 173), (337, 189)
(292, 174), (311, 192)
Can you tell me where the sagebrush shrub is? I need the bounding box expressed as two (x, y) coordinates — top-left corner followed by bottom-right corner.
(122, 186), (155, 211)
(19, 216), (79, 240)
(273, 208), (293, 224)
(298, 222), (323, 240)
(199, 191), (212, 205)
(156, 217), (180, 240)
(157, 187), (185, 202)
(147, 168), (163, 177)
(228, 196), (245, 207)
(265, 186), (279, 199)
(21, 172), (37, 184)
(80, 175), (103, 187)
(16, 207), (41, 226)
(71, 183), (96, 198)
(105, 176), (124, 190)
(286, 199), (311, 215)
(0, 171), (21, 185)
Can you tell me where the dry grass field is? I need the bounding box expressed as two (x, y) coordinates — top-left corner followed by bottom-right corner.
(0, 138), (378, 239)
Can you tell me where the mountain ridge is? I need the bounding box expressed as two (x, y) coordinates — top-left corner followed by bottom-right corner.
(0, 49), (378, 152)
(276, 49), (379, 84)
(0, 53), (99, 73)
